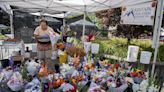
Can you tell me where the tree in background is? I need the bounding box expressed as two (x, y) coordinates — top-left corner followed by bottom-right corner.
(90, 8), (153, 44)
(0, 9), (10, 26)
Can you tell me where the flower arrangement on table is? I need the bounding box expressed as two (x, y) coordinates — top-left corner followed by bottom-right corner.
(56, 43), (65, 50)
(0, 56), (161, 92)
(71, 73), (84, 85)
(52, 75), (65, 88)
(66, 46), (86, 58)
(84, 62), (95, 71)
(130, 69), (146, 84)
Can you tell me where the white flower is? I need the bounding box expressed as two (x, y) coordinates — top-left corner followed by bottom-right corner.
(132, 83), (140, 92)
(139, 79), (148, 91)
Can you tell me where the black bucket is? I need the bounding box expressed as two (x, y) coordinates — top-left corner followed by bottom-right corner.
(0, 59), (10, 68)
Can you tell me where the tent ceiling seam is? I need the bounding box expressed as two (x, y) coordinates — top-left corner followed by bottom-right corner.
(51, 1), (84, 13)
(23, 0), (61, 14)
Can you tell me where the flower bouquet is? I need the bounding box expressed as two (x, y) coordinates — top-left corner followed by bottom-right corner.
(0, 67), (13, 83)
(58, 51), (68, 64)
(56, 43), (65, 50)
(99, 59), (109, 68)
(70, 71), (84, 85)
(66, 46), (86, 57)
(84, 62), (95, 71)
(25, 59), (41, 76)
(38, 63), (51, 83)
(53, 75), (65, 89)
(7, 72), (23, 91)
(24, 77), (42, 92)
(131, 69), (146, 84)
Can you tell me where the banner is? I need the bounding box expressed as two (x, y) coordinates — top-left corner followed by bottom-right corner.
(121, 1), (156, 25)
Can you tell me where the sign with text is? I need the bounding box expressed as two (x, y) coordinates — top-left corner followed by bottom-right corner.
(127, 45), (139, 62)
(91, 43), (99, 54)
(121, 1), (156, 25)
(140, 51), (152, 64)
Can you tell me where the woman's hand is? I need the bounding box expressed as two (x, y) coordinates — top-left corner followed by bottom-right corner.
(35, 35), (42, 39)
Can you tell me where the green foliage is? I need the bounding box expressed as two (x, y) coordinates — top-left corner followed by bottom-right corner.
(21, 65), (30, 81)
(87, 13), (103, 29)
(93, 38), (164, 62)
(100, 30), (108, 37)
(0, 34), (8, 39)
(158, 45), (164, 61)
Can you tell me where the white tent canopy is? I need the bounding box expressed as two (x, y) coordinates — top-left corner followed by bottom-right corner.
(0, 0), (152, 14)
(0, 24), (9, 29)
(70, 19), (95, 26)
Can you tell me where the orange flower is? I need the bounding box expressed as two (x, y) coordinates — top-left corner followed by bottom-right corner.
(38, 64), (49, 77)
(56, 43), (65, 50)
(131, 72), (138, 77)
(66, 46), (86, 57)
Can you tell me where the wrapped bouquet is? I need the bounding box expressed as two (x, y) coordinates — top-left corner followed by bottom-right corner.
(66, 46), (86, 57)
(7, 72), (23, 91)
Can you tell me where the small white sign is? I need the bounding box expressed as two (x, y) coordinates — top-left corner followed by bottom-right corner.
(84, 42), (91, 53)
(91, 43), (99, 54)
(121, 1), (156, 25)
(127, 45), (139, 62)
(140, 51), (152, 64)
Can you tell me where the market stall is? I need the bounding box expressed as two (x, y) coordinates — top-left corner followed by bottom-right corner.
(0, 35), (160, 92)
(0, 0), (163, 92)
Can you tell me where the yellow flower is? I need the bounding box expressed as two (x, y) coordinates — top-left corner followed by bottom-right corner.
(136, 69), (141, 73)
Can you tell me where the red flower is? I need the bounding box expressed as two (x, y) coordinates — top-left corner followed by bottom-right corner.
(108, 64), (112, 67)
(131, 72), (138, 77)
(114, 64), (120, 69)
(66, 84), (77, 92)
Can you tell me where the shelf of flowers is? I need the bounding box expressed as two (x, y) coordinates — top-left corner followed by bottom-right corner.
(0, 41), (160, 92)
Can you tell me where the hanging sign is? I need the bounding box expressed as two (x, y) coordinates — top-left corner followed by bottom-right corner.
(121, 1), (156, 25)
(127, 45), (139, 62)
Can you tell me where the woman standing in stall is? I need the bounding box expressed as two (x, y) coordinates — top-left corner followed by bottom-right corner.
(34, 19), (54, 60)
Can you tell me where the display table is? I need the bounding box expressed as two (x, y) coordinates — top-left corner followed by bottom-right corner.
(0, 40), (24, 60)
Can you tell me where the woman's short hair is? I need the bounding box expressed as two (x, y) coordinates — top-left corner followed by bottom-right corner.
(40, 19), (48, 25)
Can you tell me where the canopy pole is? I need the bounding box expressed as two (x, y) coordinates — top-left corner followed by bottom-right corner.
(63, 18), (65, 27)
(63, 12), (66, 27)
(151, 0), (164, 76)
(10, 14), (14, 39)
(82, 5), (86, 41)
